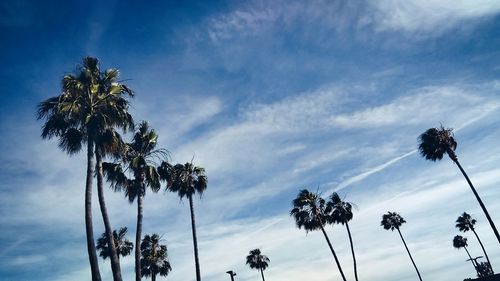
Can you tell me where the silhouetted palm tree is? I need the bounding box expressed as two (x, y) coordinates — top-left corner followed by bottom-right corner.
(37, 57), (133, 281)
(381, 212), (422, 281)
(246, 248), (270, 281)
(326, 193), (359, 281)
(159, 162), (207, 281)
(97, 227), (134, 260)
(103, 121), (168, 281)
(453, 235), (477, 273)
(419, 126), (500, 244)
(141, 234), (172, 281)
(456, 212), (494, 272)
(290, 189), (347, 281)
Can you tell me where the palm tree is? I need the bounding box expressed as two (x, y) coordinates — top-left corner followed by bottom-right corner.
(381, 212), (423, 281)
(453, 235), (477, 273)
(418, 126), (500, 244)
(290, 189), (347, 281)
(37, 57), (133, 281)
(103, 121), (168, 281)
(246, 248), (270, 281)
(97, 227), (134, 260)
(159, 162), (207, 281)
(141, 234), (172, 281)
(456, 212), (494, 272)
(326, 192), (358, 281)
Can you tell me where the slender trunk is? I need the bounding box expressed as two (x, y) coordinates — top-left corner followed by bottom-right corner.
(152, 273), (156, 281)
(452, 158), (500, 245)
(136, 192), (144, 281)
(95, 149), (122, 281)
(318, 223), (347, 281)
(345, 222), (359, 281)
(189, 195), (202, 281)
(260, 268), (266, 281)
(472, 228), (494, 272)
(397, 228), (422, 281)
(86, 140), (102, 281)
(464, 246), (478, 274)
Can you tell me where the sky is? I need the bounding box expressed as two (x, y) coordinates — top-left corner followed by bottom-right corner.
(1, 0), (500, 280)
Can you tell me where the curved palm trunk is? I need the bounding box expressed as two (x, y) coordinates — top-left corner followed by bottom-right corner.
(464, 246), (478, 274)
(260, 268), (266, 281)
(86, 140), (102, 281)
(397, 228), (422, 281)
(135, 192), (144, 281)
(189, 195), (202, 281)
(452, 158), (500, 245)
(318, 222), (347, 281)
(471, 228), (494, 272)
(345, 222), (359, 281)
(96, 149), (123, 281)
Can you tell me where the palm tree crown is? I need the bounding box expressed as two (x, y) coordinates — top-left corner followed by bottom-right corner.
(141, 234), (172, 281)
(453, 235), (468, 249)
(456, 212), (477, 232)
(246, 248), (270, 271)
(381, 212), (406, 231)
(418, 126), (457, 161)
(290, 189), (327, 232)
(97, 227), (134, 260)
(162, 162), (208, 198)
(326, 192), (353, 225)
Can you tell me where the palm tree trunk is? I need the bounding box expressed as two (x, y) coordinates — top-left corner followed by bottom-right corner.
(318, 223), (347, 281)
(345, 222), (359, 281)
(152, 273), (156, 281)
(260, 268), (266, 281)
(397, 228), (422, 281)
(472, 228), (494, 272)
(464, 246), (478, 274)
(136, 192), (144, 281)
(453, 159), (500, 245)
(95, 149), (123, 281)
(86, 139), (102, 281)
(189, 195), (202, 281)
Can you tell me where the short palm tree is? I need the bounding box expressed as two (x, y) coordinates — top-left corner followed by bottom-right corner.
(326, 193), (358, 281)
(159, 162), (207, 281)
(381, 212), (423, 281)
(246, 248), (270, 281)
(418, 126), (500, 244)
(290, 189), (347, 281)
(97, 227), (134, 260)
(103, 121), (168, 281)
(456, 212), (494, 273)
(37, 57), (133, 281)
(141, 234), (172, 281)
(453, 235), (477, 273)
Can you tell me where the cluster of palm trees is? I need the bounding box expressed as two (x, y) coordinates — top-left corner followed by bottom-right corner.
(289, 126), (499, 280)
(37, 57), (207, 281)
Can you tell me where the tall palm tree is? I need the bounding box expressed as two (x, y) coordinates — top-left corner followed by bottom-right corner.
(141, 234), (172, 281)
(159, 162), (207, 281)
(456, 212), (494, 272)
(97, 227), (134, 260)
(290, 189), (347, 281)
(418, 126), (500, 244)
(37, 57), (133, 281)
(246, 248), (270, 281)
(381, 212), (423, 281)
(453, 235), (477, 273)
(326, 192), (358, 281)
(103, 121), (168, 281)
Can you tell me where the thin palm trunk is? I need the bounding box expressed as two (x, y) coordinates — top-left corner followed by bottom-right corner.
(96, 149), (123, 281)
(86, 140), (102, 281)
(463, 246), (478, 273)
(471, 228), (494, 272)
(318, 219), (347, 281)
(152, 273), (156, 281)
(345, 222), (358, 281)
(453, 159), (500, 244)
(189, 195), (202, 281)
(260, 268), (266, 281)
(397, 228), (422, 281)
(136, 192), (144, 281)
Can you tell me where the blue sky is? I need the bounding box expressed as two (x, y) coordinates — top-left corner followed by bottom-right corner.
(1, 0), (500, 280)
